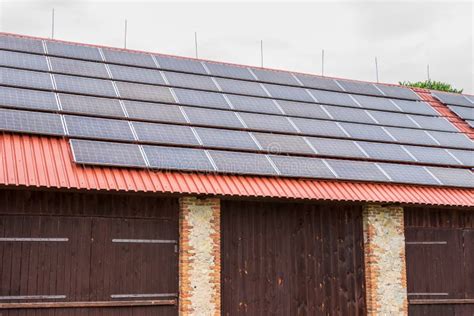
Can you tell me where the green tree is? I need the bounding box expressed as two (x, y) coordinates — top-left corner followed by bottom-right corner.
(399, 80), (463, 93)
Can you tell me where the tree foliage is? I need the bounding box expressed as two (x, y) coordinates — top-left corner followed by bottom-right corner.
(399, 80), (463, 93)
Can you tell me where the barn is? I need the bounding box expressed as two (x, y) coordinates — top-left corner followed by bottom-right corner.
(0, 32), (473, 316)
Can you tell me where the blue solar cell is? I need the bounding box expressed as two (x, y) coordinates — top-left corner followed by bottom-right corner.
(278, 100), (330, 120)
(0, 50), (49, 71)
(204, 62), (254, 80)
(164, 71), (219, 91)
(0, 108), (64, 136)
(209, 150), (277, 175)
(379, 163), (439, 185)
(427, 130), (474, 149)
(293, 74), (342, 91)
(123, 100), (187, 124)
(375, 84), (420, 100)
(54, 74), (116, 97)
(108, 64), (166, 85)
(102, 48), (156, 68)
(195, 127), (260, 151)
(50, 57), (109, 78)
(324, 106), (375, 124)
(326, 159), (389, 182)
(351, 94), (400, 112)
(133, 121), (200, 146)
(239, 112), (297, 133)
(426, 166), (474, 188)
(155, 55), (207, 75)
(432, 91), (472, 107)
(307, 137), (367, 158)
(0, 86), (58, 111)
(227, 94), (281, 114)
(403, 145), (460, 166)
(1, 67), (53, 90)
(384, 126), (438, 146)
(64, 115), (135, 141)
(45, 41), (103, 61)
(336, 79), (383, 96)
(392, 99), (438, 116)
(215, 77), (268, 97)
(292, 117), (347, 138)
(251, 68), (300, 85)
(309, 89), (358, 107)
(173, 88), (230, 109)
(263, 83), (313, 102)
(339, 122), (394, 142)
(253, 132), (315, 155)
(409, 115), (458, 132)
(367, 110), (418, 129)
(269, 155), (336, 179)
(183, 107), (244, 129)
(357, 141), (415, 162)
(448, 148), (474, 166)
(115, 81), (175, 103)
(144, 145), (214, 171)
(58, 93), (125, 118)
(0, 35), (44, 54)
(447, 105), (474, 120)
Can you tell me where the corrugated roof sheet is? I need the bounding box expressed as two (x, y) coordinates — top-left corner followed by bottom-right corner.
(0, 132), (472, 207)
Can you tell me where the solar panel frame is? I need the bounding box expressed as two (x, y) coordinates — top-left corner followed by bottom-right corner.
(253, 132), (315, 155)
(164, 71), (219, 91)
(0, 86), (58, 111)
(291, 117), (348, 138)
(123, 100), (187, 124)
(1, 67), (53, 90)
(115, 81), (176, 103)
(144, 145), (215, 171)
(251, 68), (300, 86)
(326, 159), (390, 182)
(293, 74), (342, 91)
(277, 100), (330, 120)
(154, 55), (208, 75)
(239, 112), (298, 133)
(49, 56), (110, 79)
(195, 127), (260, 151)
(0, 50), (49, 71)
(102, 48), (156, 68)
(379, 163), (440, 185)
(335, 80), (383, 96)
(108, 64), (166, 85)
(226, 94), (281, 114)
(209, 150), (277, 176)
(215, 77), (269, 97)
(183, 107), (245, 129)
(307, 137), (367, 158)
(173, 88), (230, 110)
(70, 139), (147, 167)
(58, 93), (126, 118)
(0, 35), (44, 54)
(204, 62), (255, 80)
(263, 83), (313, 102)
(64, 115), (135, 141)
(269, 155), (336, 179)
(45, 41), (103, 61)
(0, 108), (64, 136)
(426, 166), (474, 188)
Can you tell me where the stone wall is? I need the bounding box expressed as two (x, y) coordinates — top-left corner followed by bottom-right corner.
(363, 204), (408, 315)
(179, 197), (221, 316)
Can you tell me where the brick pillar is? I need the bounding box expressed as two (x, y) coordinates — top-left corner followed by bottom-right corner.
(179, 196), (221, 316)
(363, 204), (407, 315)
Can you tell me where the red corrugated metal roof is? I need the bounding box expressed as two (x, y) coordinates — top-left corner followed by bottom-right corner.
(0, 132), (472, 207)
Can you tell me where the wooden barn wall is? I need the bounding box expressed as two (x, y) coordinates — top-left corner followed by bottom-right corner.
(405, 207), (474, 316)
(221, 200), (366, 315)
(0, 188), (178, 316)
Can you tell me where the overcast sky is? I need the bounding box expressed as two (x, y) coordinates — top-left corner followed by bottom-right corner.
(1, 0), (472, 93)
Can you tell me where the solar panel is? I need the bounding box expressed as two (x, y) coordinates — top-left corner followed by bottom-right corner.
(132, 121), (199, 146)
(115, 81), (175, 103)
(195, 127), (260, 151)
(123, 100), (187, 124)
(357, 141), (415, 162)
(183, 107), (244, 129)
(144, 145), (214, 171)
(467, 120), (474, 128)
(374, 84), (420, 100)
(239, 112), (297, 133)
(277, 100), (330, 120)
(215, 77), (268, 97)
(251, 68), (300, 86)
(269, 155), (336, 179)
(253, 132), (314, 155)
(173, 88), (230, 110)
(324, 106), (375, 124)
(64, 115), (135, 141)
(379, 163), (439, 185)
(367, 110), (418, 129)
(49, 57), (109, 78)
(58, 93), (125, 118)
(263, 83), (313, 102)
(204, 62), (254, 80)
(0, 108), (64, 136)
(432, 91), (472, 107)
(426, 166), (474, 188)
(164, 71), (219, 91)
(448, 149), (474, 166)
(326, 159), (389, 182)
(293, 74), (342, 91)
(108, 64), (166, 85)
(70, 139), (146, 167)
(45, 41), (103, 61)
(54, 74), (116, 97)
(1, 67), (53, 90)
(0, 35), (44, 54)
(427, 130), (474, 149)
(335, 80), (383, 96)
(0, 50), (49, 71)
(226, 94), (281, 114)
(403, 145), (460, 166)
(209, 150), (277, 175)
(391, 99), (438, 116)
(351, 94), (400, 112)
(384, 126), (438, 146)
(307, 137), (367, 158)
(409, 115), (458, 132)
(291, 117), (347, 138)
(309, 89), (358, 107)
(154, 55), (207, 75)
(466, 95), (474, 104)
(448, 105), (474, 120)
(102, 48), (156, 68)
(339, 122), (394, 142)
(0, 86), (58, 111)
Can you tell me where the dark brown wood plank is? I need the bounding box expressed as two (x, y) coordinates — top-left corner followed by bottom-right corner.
(0, 299), (176, 309)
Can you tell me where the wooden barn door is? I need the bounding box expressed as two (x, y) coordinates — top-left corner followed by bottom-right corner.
(221, 200), (366, 315)
(0, 189), (178, 316)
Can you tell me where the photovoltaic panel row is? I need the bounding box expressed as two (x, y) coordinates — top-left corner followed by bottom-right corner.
(0, 108), (64, 136)
(155, 54), (208, 75)
(64, 115), (135, 141)
(164, 71), (219, 91)
(115, 81), (175, 103)
(102, 48), (156, 68)
(174, 88), (230, 109)
(293, 74), (343, 92)
(109, 64), (166, 85)
(132, 121), (200, 146)
(204, 62), (255, 80)
(226, 94), (282, 114)
(195, 127), (260, 151)
(0, 35), (44, 54)
(374, 84), (421, 101)
(58, 93), (126, 118)
(123, 100), (187, 124)
(264, 83), (313, 103)
(432, 91), (473, 108)
(215, 77), (268, 97)
(45, 41), (103, 61)
(1, 67), (53, 90)
(448, 105), (474, 121)
(49, 56), (110, 79)
(335, 79), (383, 97)
(0, 86), (58, 111)
(0, 50), (49, 71)
(144, 145), (214, 171)
(251, 68), (300, 86)
(53, 73), (116, 97)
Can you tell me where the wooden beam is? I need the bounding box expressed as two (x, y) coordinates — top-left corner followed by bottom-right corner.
(0, 299), (177, 309)
(410, 299), (474, 305)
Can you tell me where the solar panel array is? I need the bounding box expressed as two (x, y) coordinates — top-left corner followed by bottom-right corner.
(1, 33), (473, 188)
(431, 91), (474, 129)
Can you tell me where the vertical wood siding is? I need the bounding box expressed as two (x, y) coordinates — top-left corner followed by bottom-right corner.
(221, 200), (366, 315)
